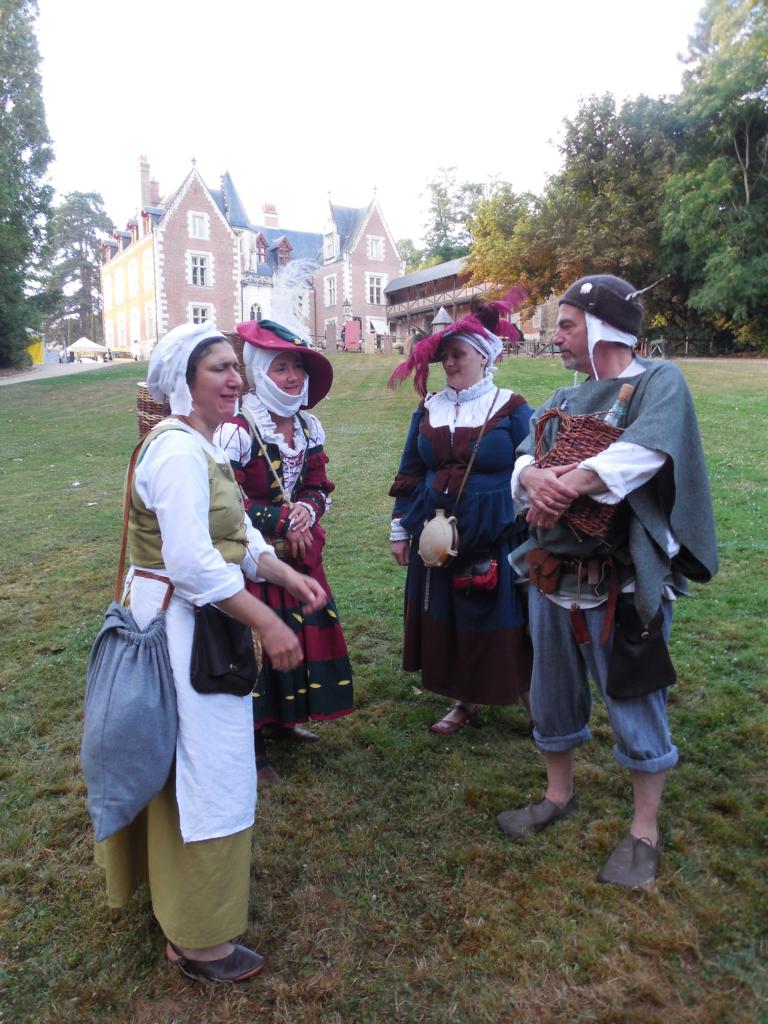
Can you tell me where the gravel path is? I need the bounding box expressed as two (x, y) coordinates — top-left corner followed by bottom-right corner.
(0, 360), (139, 386)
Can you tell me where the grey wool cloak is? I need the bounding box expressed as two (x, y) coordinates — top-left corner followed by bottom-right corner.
(511, 359), (719, 626)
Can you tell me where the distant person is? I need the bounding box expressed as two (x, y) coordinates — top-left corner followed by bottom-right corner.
(497, 274), (718, 889)
(387, 305), (533, 735)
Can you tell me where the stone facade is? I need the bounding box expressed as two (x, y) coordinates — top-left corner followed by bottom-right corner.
(312, 200), (401, 351)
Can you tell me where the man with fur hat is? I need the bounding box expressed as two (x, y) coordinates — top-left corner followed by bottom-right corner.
(496, 274), (718, 889)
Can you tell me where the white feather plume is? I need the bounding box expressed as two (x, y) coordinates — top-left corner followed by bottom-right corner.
(269, 258), (317, 343)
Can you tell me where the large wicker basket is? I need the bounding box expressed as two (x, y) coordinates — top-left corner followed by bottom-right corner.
(534, 408), (623, 539)
(135, 331), (249, 438)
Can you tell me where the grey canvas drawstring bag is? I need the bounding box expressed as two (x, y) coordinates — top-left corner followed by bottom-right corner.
(80, 438), (177, 843)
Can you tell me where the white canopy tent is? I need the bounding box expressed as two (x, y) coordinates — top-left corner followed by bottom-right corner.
(66, 337), (109, 353)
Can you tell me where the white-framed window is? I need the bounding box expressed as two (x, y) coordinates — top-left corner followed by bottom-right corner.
(114, 269), (125, 305)
(130, 306), (141, 342)
(189, 303), (214, 324)
(103, 275), (113, 311)
(104, 319), (114, 346)
(189, 252), (212, 287)
(117, 315), (127, 345)
(323, 232), (336, 261)
(367, 235), (384, 260)
(142, 250), (154, 289)
(128, 259), (138, 298)
(188, 211), (209, 239)
(366, 273), (385, 305)
(324, 275), (337, 307)
(145, 301), (155, 340)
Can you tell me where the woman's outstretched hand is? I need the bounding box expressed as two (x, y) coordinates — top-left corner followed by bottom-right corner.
(284, 570), (328, 614)
(259, 614), (303, 670)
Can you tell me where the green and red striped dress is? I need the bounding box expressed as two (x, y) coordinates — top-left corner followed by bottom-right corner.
(216, 404), (353, 727)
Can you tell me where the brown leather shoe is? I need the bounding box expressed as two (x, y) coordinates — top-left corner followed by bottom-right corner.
(166, 942), (265, 983)
(596, 834), (661, 889)
(496, 795), (579, 839)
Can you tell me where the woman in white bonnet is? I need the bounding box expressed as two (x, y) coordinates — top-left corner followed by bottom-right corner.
(95, 323), (327, 984)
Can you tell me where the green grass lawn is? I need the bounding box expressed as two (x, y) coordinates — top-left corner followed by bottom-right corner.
(1, 355), (766, 1023)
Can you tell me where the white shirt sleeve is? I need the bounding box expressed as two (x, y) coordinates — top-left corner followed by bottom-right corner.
(135, 430), (247, 605)
(303, 412), (326, 447)
(213, 421), (252, 465)
(580, 442), (667, 504)
(390, 517), (410, 542)
(511, 454), (535, 508)
(241, 517), (275, 581)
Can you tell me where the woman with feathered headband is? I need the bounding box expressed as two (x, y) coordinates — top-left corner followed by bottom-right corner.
(388, 294), (533, 734)
(215, 317), (353, 783)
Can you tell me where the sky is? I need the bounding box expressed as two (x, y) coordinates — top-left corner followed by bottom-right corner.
(36, 0), (706, 246)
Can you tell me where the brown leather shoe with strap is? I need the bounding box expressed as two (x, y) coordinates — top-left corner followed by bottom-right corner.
(429, 702), (480, 735)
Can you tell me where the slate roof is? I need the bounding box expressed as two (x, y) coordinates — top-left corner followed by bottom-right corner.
(385, 258), (467, 294)
(209, 171), (251, 229)
(330, 203), (367, 254)
(251, 225), (322, 262)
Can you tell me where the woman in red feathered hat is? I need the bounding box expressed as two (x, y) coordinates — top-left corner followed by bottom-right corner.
(215, 320), (353, 783)
(387, 293), (533, 735)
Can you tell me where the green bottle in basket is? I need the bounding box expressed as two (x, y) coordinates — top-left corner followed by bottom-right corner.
(603, 383), (634, 428)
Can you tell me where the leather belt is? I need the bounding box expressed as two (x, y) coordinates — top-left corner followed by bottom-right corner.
(132, 569), (174, 610)
(133, 569), (170, 583)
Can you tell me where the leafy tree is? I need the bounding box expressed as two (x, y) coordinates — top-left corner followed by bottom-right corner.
(395, 238), (423, 274)
(420, 168), (495, 266)
(469, 94), (685, 331)
(43, 192), (114, 345)
(661, 0), (768, 351)
(0, 0), (53, 366)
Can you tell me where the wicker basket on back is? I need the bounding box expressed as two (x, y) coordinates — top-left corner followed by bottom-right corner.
(135, 331), (248, 438)
(534, 409), (623, 539)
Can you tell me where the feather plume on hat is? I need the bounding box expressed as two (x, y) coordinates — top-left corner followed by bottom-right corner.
(387, 314), (495, 397)
(474, 286), (527, 345)
(388, 286), (527, 396)
(268, 258), (317, 343)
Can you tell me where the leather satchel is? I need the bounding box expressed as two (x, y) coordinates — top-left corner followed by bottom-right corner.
(525, 548), (563, 595)
(606, 597), (677, 700)
(190, 604), (258, 697)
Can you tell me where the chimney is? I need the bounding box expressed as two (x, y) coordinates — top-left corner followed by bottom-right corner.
(149, 177), (160, 206)
(263, 202), (279, 228)
(139, 154), (151, 207)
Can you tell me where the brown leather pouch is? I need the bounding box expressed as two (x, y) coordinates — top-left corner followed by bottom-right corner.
(525, 548), (563, 594)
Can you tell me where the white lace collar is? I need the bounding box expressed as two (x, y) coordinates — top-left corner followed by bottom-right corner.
(442, 375), (497, 405)
(241, 393), (306, 454)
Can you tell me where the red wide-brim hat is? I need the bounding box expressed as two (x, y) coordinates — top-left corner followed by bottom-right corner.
(236, 319), (333, 408)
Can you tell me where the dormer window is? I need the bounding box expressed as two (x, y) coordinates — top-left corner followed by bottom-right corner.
(277, 238), (292, 267)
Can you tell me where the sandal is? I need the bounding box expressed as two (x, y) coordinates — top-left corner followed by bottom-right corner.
(429, 702), (480, 735)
